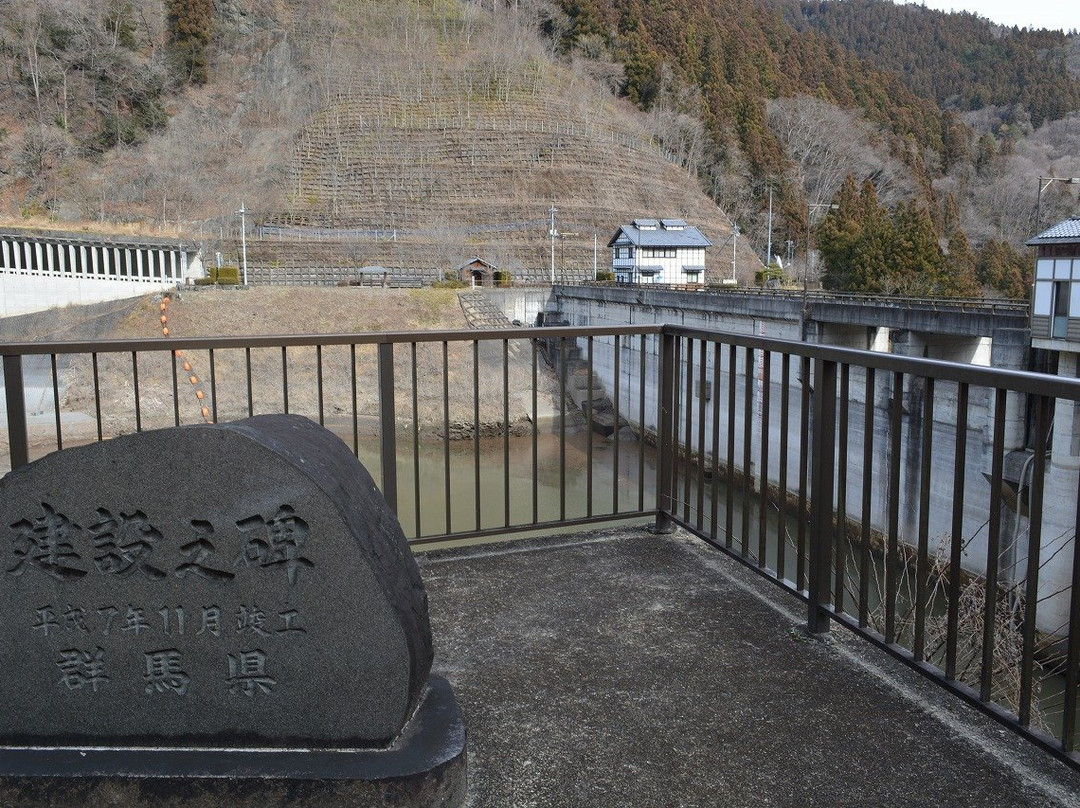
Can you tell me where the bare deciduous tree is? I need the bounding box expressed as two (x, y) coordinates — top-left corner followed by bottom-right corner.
(767, 95), (914, 209)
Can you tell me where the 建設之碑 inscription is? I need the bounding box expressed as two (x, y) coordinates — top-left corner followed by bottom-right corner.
(0, 415), (432, 748)
(11, 503), (312, 584)
(10, 501), (311, 700)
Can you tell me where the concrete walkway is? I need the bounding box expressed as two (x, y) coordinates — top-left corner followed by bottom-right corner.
(418, 528), (1080, 807)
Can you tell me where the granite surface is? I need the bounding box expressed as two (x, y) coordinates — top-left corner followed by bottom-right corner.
(0, 414), (432, 748)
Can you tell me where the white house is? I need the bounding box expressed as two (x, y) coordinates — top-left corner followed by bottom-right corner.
(607, 218), (711, 285)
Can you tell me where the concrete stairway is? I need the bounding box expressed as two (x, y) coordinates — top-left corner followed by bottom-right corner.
(458, 291), (513, 330)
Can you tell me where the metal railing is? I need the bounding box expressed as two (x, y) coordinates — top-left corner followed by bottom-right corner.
(654, 325), (1080, 770)
(1, 325), (660, 543)
(2, 322), (1080, 768)
(582, 281), (1031, 315)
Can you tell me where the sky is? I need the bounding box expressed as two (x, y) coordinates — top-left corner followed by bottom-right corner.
(899, 1), (1077, 33)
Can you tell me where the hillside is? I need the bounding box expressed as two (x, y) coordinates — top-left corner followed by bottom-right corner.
(551, 0), (1079, 294)
(1, 0), (1078, 293)
(795, 0), (1080, 127)
(0, 0), (752, 283)
(255, 3), (746, 280)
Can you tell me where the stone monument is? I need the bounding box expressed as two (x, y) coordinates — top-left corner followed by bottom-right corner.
(0, 414), (465, 806)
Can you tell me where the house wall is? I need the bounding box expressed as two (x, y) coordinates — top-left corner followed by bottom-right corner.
(1031, 255), (1080, 340)
(612, 246), (707, 284)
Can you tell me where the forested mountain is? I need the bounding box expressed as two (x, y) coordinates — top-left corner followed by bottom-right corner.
(551, 0), (1080, 296)
(552, 0), (944, 203)
(794, 0), (1080, 128)
(1, 0), (1078, 297)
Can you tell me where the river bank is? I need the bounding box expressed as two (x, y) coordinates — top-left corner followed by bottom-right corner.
(1, 288), (565, 457)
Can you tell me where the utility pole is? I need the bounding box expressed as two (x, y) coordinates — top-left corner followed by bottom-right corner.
(731, 223), (738, 284)
(549, 202), (558, 284)
(236, 202), (248, 286)
(1036, 176), (1080, 232)
(766, 187), (773, 270)
(593, 231), (598, 280)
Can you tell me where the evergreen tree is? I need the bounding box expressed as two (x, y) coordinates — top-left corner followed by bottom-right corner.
(167, 0), (213, 85)
(890, 200), (947, 295)
(818, 176), (980, 297)
(849, 179), (894, 292)
(976, 239), (1032, 299)
(817, 175), (863, 291)
(943, 229), (981, 297)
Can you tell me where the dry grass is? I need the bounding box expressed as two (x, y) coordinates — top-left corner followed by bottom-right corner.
(46, 288), (560, 442)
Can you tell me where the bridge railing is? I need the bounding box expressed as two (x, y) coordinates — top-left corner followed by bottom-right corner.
(578, 281), (1031, 315)
(1, 325), (662, 543)
(2, 322), (1080, 768)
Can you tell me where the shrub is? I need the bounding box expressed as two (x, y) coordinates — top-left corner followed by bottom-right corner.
(217, 265), (240, 285)
(755, 266), (784, 287)
(432, 270), (466, 289)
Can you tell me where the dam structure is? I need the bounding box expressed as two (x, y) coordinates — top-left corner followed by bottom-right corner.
(486, 284), (1055, 630)
(0, 227), (203, 317)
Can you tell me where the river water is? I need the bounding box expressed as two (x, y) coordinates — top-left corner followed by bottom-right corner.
(343, 429), (658, 541)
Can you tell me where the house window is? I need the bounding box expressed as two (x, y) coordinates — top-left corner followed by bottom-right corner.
(1053, 281), (1069, 338)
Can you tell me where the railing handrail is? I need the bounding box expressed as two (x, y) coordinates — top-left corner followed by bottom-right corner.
(579, 281), (1031, 313)
(6, 321), (1078, 401)
(666, 324), (1080, 400)
(0, 324), (663, 356)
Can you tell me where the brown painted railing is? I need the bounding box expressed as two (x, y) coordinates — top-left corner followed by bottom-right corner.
(3, 323), (1080, 768)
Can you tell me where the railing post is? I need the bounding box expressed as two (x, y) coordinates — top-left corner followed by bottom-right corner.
(377, 342), (398, 516)
(807, 356), (838, 635)
(654, 330), (676, 533)
(3, 354), (30, 472)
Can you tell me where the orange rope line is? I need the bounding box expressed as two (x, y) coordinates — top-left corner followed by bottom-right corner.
(160, 294), (212, 423)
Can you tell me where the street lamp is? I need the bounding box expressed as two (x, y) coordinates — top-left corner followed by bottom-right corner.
(236, 203), (248, 287)
(805, 202), (838, 294)
(1036, 176), (1080, 232)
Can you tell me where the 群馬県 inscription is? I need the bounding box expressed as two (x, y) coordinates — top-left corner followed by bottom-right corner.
(0, 414), (432, 748)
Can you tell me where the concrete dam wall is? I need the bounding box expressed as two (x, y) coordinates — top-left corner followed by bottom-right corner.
(488, 285), (1069, 632)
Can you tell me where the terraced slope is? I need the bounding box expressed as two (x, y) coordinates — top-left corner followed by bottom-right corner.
(254, 3), (746, 282)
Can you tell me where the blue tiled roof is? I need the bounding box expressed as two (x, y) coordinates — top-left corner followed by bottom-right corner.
(1027, 217), (1080, 245)
(608, 220), (712, 249)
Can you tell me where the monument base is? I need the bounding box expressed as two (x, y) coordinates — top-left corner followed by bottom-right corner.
(0, 675), (466, 807)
